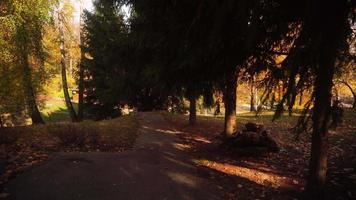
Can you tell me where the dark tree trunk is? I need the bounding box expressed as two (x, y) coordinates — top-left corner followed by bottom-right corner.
(270, 90), (276, 109)
(23, 62), (44, 124)
(250, 93), (256, 111)
(78, 62), (84, 120)
(224, 69), (238, 138)
(285, 76), (296, 117)
(307, 45), (335, 200)
(277, 85), (282, 102)
(77, 1), (85, 121)
(306, 1), (348, 198)
(288, 90), (296, 116)
(188, 93), (196, 125)
(0, 115), (3, 128)
(334, 87), (340, 100)
(250, 76), (257, 112)
(59, 14), (78, 122)
(20, 37), (44, 125)
(299, 90), (303, 106)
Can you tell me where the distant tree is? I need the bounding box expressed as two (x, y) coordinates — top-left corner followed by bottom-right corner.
(340, 80), (356, 109)
(15, 23), (44, 124)
(57, 1), (78, 122)
(83, 0), (132, 119)
(77, 0), (85, 121)
(0, 0), (54, 124)
(0, 9), (27, 124)
(334, 47), (356, 109)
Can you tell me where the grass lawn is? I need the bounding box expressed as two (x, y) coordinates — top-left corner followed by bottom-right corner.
(41, 98), (78, 122)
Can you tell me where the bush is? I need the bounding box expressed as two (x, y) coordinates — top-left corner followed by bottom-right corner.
(86, 127), (100, 146)
(47, 123), (100, 147)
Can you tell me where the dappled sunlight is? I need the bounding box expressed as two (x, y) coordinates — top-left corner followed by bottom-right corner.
(42, 108), (67, 118)
(141, 125), (184, 135)
(166, 171), (197, 188)
(178, 133), (212, 144)
(194, 136), (211, 144)
(173, 142), (192, 151)
(192, 159), (294, 189)
(141, 125), (150, 129)
(163, 155), (195, 169)
(242, 160), (280, 174)
(40, 98), (79, 122)
(154, 128), (183, 135)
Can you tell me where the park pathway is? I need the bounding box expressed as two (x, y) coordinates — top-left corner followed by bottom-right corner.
(5, 112), (224, 200)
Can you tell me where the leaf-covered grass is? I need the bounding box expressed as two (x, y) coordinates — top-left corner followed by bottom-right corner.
(166, 110), (301, 137)
(0, 114), (139, 189)
(162, 109), (356, 200)
(197, 110), (300, 123)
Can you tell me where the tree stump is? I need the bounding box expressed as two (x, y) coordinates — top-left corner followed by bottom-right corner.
(228, 123), (280, 153)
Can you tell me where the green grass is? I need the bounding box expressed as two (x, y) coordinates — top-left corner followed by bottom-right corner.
(41, 99), (78, 123)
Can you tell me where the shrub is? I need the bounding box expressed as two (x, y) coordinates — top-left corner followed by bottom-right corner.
(47, 123), (101, 148)
(48, 124), (86, 147)
(85, 127), (100, 147)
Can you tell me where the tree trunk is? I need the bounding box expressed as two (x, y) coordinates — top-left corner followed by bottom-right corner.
(0, 115), (3, 128)
(306, 0), (348, 197)
(20, 37), (44, 125)
(77, 0), (85, 120)
(250, 76), (257, 112)
(23, 62), (44, 124)
(334, 87), (340, 100)
(250, 93), (256, 111)
(277, 84), (282, 102)
(188, 92), (196, 125)
(78, 62), (84, 120)
(59, 14), (78, 122)
(299, 90), (303, 106)
(270, 90), (276, 109)
(224, 69), (238, 137)
(340, 81), (356, 109)
(288, 90), (296, 116)
(307, 46), (335, 200)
